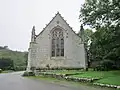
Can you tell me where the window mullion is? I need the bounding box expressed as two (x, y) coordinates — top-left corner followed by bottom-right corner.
(59, 38), (61, 56)
(55, 38), (56, 57)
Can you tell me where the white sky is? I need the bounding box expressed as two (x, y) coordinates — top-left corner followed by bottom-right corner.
(0, 0), (85, 51)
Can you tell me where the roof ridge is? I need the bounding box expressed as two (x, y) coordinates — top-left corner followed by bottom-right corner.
(36, 12), (80, 38)
(57, 13), (81, 38)
(36, 12), (59, 37)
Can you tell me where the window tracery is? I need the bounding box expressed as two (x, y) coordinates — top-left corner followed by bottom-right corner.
(51, 28), (64, 57)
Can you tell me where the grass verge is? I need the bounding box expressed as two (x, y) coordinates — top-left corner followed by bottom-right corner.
(39, 70), (120, 86)
(27, 75), (114, 90)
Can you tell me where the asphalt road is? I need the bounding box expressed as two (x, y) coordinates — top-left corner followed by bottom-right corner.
(0, 72), (109, 90)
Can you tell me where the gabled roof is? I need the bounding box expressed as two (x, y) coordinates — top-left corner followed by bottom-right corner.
(36, 12), (80, 38)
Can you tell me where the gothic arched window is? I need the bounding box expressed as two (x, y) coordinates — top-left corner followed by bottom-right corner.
(51, 28), (64, 57)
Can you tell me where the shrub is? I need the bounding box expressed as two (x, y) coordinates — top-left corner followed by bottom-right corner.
(0, 69), (2, 73)
(22, 71), (35, 76)
(94, 60), (114, 71)
(14, 66), (26, 71)
(101, 60), (114, 71)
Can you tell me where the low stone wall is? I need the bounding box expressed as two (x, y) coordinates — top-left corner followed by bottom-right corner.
(38, 72), (67, 80)
(94, 83), (120, 89)
(37, 72), (120, 89)
(64, 76), (98, 83)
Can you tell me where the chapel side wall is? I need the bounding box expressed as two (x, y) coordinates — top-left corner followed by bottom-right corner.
(29, 42), (37, 68)
(35, 28), (50, 68)
(64, 28), (86, 68)
(26, 47), (31, 71)
(71, 32), (86, 68)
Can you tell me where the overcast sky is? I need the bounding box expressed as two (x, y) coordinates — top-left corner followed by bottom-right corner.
(0, 0), (85, 51)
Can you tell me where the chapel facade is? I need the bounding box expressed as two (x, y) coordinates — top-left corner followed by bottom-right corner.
(27, 12), (87, 71)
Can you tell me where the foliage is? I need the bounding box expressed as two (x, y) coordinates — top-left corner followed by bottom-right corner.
(78, 28), (93, 46)
(24, 52), (28, 67)
(80, 0), (120, 70)
(80, 0), (120, 29)
(22, 71), (35, 76)
(14, 66), (26, 71)
(0, 69), (2, 73)
(94, 60), (114, 71)
(0, 46), (9, 50)
(0, 58), (14, 70)
(0, 46), (28, 71)
(89, 26), (120, 70)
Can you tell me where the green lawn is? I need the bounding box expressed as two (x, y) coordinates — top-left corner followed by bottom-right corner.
(96, 76), (120, 86)
(42, 70), (120, 86)
(70, 71), (103, 79)
(69, 71), (120, 85)
(94, 71), (120, 85)
(70, 71), (119, 78)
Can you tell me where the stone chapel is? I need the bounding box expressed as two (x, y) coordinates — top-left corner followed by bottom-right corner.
(27, 12), (87, 71)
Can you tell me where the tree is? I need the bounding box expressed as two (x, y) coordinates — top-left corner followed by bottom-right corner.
(0, 46), (28, 71)
(0, 58), (14, 70)
(80, 0), (120, 70)
(24, 52), (28, 66)
(3, 46), (9, 50)
(80, 0), (120, 29)
(89, 26), (120, 70)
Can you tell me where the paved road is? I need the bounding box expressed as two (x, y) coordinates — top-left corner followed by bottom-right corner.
(0, 72), (108, 90)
